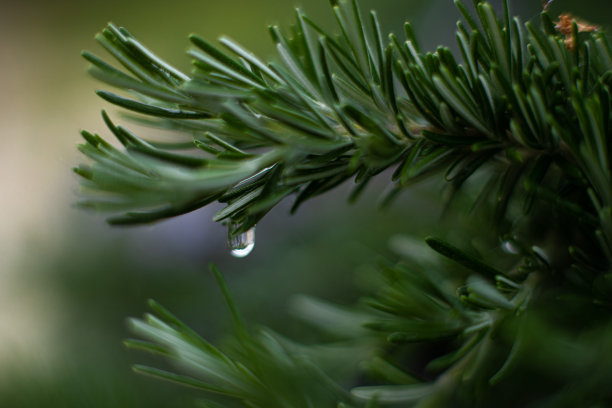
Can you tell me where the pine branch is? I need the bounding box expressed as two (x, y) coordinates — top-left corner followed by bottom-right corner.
(76, 0), (611, 243)
(126, 265), (372, 408)
(126, 237), (612, 407)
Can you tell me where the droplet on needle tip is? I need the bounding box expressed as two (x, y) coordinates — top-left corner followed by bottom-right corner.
(228, 226), (255, 258)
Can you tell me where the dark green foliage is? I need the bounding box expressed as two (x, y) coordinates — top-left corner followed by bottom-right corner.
(76, 0), (612, 406)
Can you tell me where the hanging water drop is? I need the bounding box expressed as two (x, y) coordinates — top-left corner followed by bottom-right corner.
(501, 240), (520, 254)
(228, 225), (256, 258)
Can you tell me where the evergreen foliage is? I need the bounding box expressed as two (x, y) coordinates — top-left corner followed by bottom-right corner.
(75, 0), (612, 406)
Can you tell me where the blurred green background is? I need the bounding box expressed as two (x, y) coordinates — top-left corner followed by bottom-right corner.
(0, 0), (608, 406)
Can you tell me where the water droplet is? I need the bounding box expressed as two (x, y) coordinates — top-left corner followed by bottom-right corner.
(501, 240), (520, 254)
(228, 225), (256, 258)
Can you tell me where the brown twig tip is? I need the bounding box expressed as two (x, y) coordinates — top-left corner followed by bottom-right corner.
(555, 14), (599, 36)
(555, 13), (599, 50)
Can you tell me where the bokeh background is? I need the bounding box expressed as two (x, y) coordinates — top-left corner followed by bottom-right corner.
(0, 0), (608, 405)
